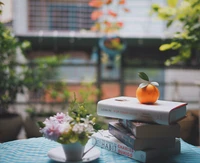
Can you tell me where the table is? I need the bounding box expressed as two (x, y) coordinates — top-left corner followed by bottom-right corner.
(0, 137), (200, 163)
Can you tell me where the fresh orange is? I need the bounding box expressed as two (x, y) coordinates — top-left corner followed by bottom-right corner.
(136, 84), (160, 104)
(136, 72), (160, 104)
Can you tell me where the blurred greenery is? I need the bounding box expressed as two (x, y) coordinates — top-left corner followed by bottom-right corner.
(0, 1), (70, 115)
(151, 0), (200, 65)
(0, 12), (32, 114)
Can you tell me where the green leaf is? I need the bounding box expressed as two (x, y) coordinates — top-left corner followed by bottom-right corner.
(151, 4), (160, 12)
(93, 124), (102, 131)
(171, 42), (181, 50)
(138, 72), (149, 81)
(159, 44), (173, 51)
(167, 0), (178, 7)
(167, 20), (173, 27)
(37, 121), (45, 128)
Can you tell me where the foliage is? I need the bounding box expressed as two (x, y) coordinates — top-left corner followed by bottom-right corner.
(0, 8), (31, 113)
(25, 55), (69, 91)
(151, 0), (200, 65)
(38, 95), (100, 145)
(138, 72), (159, 88)
(0, 1), (69, 114)
(45, 81), (70, 102)
(88, 0), (129, 34)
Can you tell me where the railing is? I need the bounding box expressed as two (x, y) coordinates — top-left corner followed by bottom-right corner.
(13, 59), (200, 110)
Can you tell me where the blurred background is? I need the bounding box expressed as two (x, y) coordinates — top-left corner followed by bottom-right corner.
(0, 0), (200, 145)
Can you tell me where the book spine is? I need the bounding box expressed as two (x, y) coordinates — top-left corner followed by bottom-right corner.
(119, 119), (181, 138)
(91, 134), (146, 163)
(108, 122), (136, 149)
(118, 119), (136, 136)
(91, 130), (180, 163)
(97, 104), (169, 125)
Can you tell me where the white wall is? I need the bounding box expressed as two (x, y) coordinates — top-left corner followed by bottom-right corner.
(13, 0), (28, 34)
(164, 69), (200, 110)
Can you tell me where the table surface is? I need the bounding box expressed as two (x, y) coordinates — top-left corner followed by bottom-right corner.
(0, 137), (200, 163)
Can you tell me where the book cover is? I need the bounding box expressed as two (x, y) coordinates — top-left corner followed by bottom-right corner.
(108, 122), (176, 150)
(97, 96), (187, 125)
(91, 130), (180, 163)
(119, 119), (180, 138)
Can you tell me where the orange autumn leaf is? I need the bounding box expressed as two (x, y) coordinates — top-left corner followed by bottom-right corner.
(119, 0), (125, 5)
(108, 10), (117, 17)
(116, 21), (123, 28)
(104, 20), (112, 27)
(91, 10), (103, 20)
(89, 0), (104, 8)
(123, 7), (130, 12)
(106, 0), (112, 5)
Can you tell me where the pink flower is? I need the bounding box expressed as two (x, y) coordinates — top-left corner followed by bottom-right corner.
(41, 122), (61, 141)
(54, 112), (66, 123)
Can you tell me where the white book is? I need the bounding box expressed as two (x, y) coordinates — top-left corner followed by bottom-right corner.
(91, 130), (181, 163)
(97, 96), (187, 125)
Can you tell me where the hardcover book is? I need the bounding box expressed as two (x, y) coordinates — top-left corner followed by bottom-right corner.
(97, 96), (187, 125)
(91, 130), (180, 163)
(119, 119), (180, 138)
(108, 122), (176, 150)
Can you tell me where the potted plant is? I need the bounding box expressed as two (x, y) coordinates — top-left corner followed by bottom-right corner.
(150, 0), (200, 66)
(99, 36), (126, 61)
(23, 81), (107, 138)
(38, 94), (101, 162)
(0, 2), (68, 141)
(0, 2), (32, 142)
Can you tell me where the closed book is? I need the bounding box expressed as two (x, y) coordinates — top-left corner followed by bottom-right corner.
(91, 130), (180, 163)
(108, 122), (176, 150)
(97, 96), (187, 125)
(119, 119), (180, 138)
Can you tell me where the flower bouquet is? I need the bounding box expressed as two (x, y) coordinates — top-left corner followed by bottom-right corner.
(38, 97), (100, 161)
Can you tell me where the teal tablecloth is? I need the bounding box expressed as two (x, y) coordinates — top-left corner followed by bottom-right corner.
(0, 137), (200, 163)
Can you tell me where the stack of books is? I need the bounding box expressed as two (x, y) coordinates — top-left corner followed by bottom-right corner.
(92, 96), (187, 163)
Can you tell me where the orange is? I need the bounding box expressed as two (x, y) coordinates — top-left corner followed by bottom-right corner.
(136, 84), (160, 104)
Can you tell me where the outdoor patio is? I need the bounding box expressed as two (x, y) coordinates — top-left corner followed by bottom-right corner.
(1, 0), (200, 151)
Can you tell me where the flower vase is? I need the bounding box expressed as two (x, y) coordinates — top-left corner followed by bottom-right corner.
(62, 142), (85, 162)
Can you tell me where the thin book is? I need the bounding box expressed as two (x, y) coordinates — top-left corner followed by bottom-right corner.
(97, 96), (187, 125)
(108, 122), (176, 150)
(118, 119), (180, 138)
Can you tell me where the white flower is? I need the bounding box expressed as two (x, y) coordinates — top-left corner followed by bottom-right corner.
(39, 110), (97, 145)
(59, 122), (71, 134)
(85, 123), (94, 133)
(72, 123), (85, 134)
(65, 112), (73, 122)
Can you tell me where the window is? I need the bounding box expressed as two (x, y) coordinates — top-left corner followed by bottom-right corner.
(28, 0), (94, 31)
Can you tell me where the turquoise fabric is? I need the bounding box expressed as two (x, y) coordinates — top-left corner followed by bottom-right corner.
(0, 138), (200, 163)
